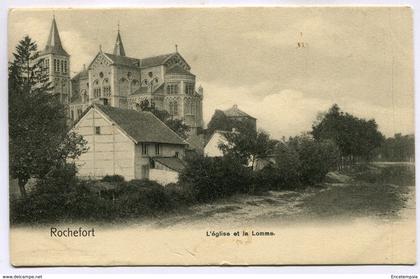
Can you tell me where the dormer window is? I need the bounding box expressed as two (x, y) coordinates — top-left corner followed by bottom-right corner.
(99, 72), (104, 78)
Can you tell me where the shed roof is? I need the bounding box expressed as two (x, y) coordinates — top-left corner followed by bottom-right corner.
(153, 157), (186, 172)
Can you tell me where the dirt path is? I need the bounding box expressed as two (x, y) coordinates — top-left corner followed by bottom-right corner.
(145, 178), (415, 229)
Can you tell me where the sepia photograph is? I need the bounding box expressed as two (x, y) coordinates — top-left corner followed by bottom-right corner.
(7, 7), (415, 266)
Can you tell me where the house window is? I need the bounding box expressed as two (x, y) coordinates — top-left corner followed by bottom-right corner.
(166, 84), (178, 94)
(70, 110), (74, 121)
(64, 60), (68, 73)
(53, 59), (58, 72)
(61, 60), (64, 73)
(95, 126), (101, 135)
(155, 144), (160, 155)
(175, 151), (179, 158)
(77, 109), (82, 118)
(142, 143), (148, 155)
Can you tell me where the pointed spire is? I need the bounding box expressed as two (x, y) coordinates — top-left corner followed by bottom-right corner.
(113, 26), (126, 57)
(43, 16), (69, 56)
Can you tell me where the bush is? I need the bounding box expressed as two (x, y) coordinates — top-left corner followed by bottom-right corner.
(10, 165), (181, 224)
(114, 179), (175, 217)
(179, 153), (252, 202)
(101, 174), (125, 183)
(288, 136), (339, 185)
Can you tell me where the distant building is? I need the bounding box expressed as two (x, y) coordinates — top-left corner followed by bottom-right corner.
(71, 104), (187, 184)
(204, 130), (231, 157)
(205, 105), (256, 157)
(222, 104), (257, 131)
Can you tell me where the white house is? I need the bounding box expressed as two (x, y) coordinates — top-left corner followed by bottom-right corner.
(71, 103), (188, 184)
(204, 130), (231, 157)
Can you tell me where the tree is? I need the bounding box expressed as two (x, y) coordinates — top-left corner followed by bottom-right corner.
(288, 135), (339, 185)
(379, 133), (415, 162)
(137, 99), (190, 139)
(312, 104), (384, 163)
(219, 123), (277, 168)
(9, 36), (87, 198)
(179, 153), (252, 202)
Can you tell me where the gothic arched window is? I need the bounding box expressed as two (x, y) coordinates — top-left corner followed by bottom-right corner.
(169, 101), (178, 116)
(93, 79), (101, 98)
(103, 78), (111, 97)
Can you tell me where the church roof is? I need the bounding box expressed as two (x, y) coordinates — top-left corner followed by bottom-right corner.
(130, 83), (165, 96)
(94, 104), (187, 145)
(223, 105), (256, 119)
(140, 53), (175, 68)
(166, 65), (195, 76)
(103, 53), (140, 67)
(113, 30), (126, 56)
(71, 68), (88, 81)
(40, 17), (69, 57)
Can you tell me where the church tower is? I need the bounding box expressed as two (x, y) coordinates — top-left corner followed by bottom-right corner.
(39, 16), (71, 104)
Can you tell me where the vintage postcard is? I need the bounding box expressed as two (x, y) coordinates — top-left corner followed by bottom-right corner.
(8, 7), (415, 266)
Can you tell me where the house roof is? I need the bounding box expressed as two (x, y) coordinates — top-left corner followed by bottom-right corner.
(153, 157), (186, 172)
(166, 65), (195, 76)
(223, 104), (256, 119)
(40, 17), (69, 57)
(186, 133), (206, 151)
(94, 104), (187, 145)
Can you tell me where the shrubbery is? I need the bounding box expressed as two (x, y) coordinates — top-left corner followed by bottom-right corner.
(10, 165), (185, 224)
(179, 153), (253, 202)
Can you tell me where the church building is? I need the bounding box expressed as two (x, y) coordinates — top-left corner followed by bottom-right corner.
(40, 17), (204, 135)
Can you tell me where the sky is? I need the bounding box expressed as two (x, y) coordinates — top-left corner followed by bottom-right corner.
(8, 8), (414, 139)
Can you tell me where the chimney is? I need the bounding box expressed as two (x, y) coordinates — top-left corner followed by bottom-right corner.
(233, 104), (238, 109)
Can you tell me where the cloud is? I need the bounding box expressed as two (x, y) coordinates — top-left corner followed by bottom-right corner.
(60, 30), (97, 74)
(202, 82), (413, 139)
